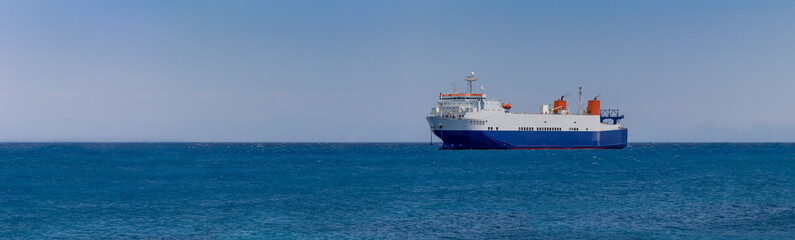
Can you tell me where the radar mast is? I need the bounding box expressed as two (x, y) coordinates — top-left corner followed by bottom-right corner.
(464, 72), (477, 93)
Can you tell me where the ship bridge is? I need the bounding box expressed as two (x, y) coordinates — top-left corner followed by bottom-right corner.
(440, 93), (484, 100)
(429, 72), (506, 118)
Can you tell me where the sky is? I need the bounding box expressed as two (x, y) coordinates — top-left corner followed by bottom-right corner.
(0, 0), (793, 142)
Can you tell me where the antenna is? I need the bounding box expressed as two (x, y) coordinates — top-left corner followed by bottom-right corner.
(464, 72), (477, 93)
(578, 87), (582, 115)
(452, 83), (457, 93)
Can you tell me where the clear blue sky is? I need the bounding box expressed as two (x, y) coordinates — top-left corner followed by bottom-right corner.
(0, 0), (793, 142)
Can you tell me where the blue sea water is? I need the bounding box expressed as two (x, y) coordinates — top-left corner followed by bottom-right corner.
(0, 143), (793, 239)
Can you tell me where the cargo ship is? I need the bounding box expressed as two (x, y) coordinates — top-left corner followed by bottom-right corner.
(427, 73), (627, 149)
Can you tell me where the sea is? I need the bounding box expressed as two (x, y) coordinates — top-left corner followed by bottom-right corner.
(0, 143), (793, 239)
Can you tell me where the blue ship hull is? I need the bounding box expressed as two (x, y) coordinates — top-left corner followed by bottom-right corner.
(433, 129), (628, 149)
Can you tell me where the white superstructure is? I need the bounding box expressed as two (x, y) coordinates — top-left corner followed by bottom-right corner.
(427, 74), (622, 133)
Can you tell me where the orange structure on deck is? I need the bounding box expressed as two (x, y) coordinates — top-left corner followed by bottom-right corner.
(553, 99), (567, 114)
(587, 100), (601, 115)
(502, 103), (512, 110)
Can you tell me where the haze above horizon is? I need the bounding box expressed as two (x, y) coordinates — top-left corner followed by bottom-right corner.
(0, 0), (793, 142)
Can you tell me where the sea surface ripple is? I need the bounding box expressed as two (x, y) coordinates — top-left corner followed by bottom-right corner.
(0, 143), (793, 239)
